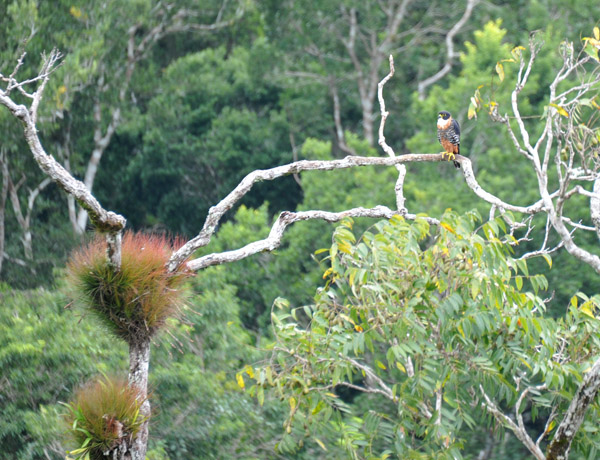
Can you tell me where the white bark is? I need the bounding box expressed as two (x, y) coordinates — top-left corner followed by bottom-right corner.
(128, 340), (151, 460)
(591, 177), (600, 240)
(480, 385), (546, 460)
(417, 0), (478, 99)
(483, 35), (600, 458)
(547, 356), (600, 459)
(377, 55), (406, 211)
(167, 152), (545, 272)
(0, 50), (126, 267)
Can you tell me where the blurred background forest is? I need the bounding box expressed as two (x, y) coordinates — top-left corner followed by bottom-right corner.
(1, 0), (600, 458)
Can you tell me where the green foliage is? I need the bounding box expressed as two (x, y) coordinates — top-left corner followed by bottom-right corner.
(64, 375), (146, 460)
(66, 232), (189, 343)
(269, 134), (398, 311)
(106, 43), (299, 234)
(254, 212), (600, 458)
(3, 3), (600, 458)
(0, 284), (128, 459)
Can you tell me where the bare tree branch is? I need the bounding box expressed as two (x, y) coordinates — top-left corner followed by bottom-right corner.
(547, 356), (600, 460)
(340, 354), (396, 401)
(484, 35), (600, 457)
(591, 177), (600, 240)
(186, 205), (432, 271)
(377, 55), (407, 211)
(0, 150), (8, 275)
(479, 385), (545, 460)
(167, 152), (546, 272)
(0, 50), (126, 268)
(417, 0), (478, 99)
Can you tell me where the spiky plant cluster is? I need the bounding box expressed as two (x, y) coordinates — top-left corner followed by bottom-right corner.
(67, 232), (189, 343)
(64, 376), (146, 460)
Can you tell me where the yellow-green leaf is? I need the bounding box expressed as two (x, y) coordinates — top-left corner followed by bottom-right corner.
(496, 62), (505, 82)
(266, 366), (274, 385)
(584, 43), (600, 61)
(257, 386), (265, 406)
(289, 397), (297, 410)
(594, 27), (600, 40)
(315, 438), (328, 451)
(69, 6), (83, 19)
(468, 102), (477, 120)
(441, 222), (455, 234)
(542, 253), (552, 268)
(581, 301), (596, 319)
(236, 373), (245, 389)
(515, 276), (523, 290)
(549, 103), (569, 117)
(511, 46), (526, 60)
(517, 357), (532, 370)
(376, 360), (387, 370)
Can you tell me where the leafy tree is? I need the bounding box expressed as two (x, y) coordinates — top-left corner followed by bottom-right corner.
(256, 212), (600, 459)
(3, 4), (600, 459)
(104, 44), (300, 235)
(0, 283), (127, 459)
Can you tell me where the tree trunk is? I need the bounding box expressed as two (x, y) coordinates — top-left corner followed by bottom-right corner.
(127, 339), (150, 460)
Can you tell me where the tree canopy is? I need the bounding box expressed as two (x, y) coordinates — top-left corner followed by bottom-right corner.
(1, 1), (600, 459)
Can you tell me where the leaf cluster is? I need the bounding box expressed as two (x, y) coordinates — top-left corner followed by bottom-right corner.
(252, 211), (600, 458)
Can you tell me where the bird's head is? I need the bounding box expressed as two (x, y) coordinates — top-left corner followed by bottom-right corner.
(438, 111), (452, 121)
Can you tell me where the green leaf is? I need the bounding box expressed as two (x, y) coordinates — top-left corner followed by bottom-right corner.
(468, 102), (477, 120)
(515, 276), (523, 290)
(583, 43), (599, 61)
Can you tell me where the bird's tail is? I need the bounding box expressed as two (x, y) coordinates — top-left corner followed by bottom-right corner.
(454, 145), (461, 168)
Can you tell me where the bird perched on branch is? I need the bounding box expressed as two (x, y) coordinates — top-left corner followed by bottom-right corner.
(437, 111), (461, 168)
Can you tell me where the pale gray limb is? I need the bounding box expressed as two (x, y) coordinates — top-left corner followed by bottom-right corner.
(185, 206), (434, 271)
(0, 50), (125, 268)
(591, 178), (600, 240)
(340, 354), (396, 401)
(377, 54), (407, 211)
(417, 0), (478, 99)
(480, 385), (545, 460)
(500, 37), (600, 275)
(167, 153), (546, 272)
(547, 356), (600, 460)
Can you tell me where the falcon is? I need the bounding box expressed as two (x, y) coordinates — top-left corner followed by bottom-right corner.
(437, 111), (461, 168)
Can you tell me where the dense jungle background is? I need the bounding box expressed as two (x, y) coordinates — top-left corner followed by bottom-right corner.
(2, 1), (600, 459)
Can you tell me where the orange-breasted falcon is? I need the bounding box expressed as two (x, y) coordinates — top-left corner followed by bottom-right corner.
(437, 111), (461, 169)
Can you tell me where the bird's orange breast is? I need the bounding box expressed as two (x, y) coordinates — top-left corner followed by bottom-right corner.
(440, 138), (458, 154)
